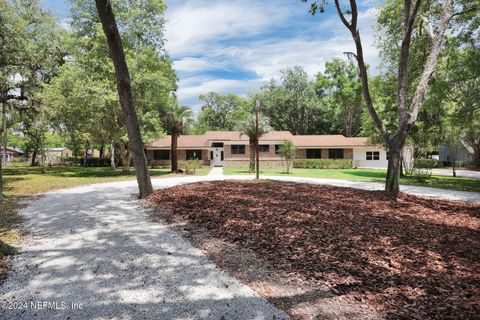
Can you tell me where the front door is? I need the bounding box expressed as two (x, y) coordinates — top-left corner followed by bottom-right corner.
(212, 148), (224, 167)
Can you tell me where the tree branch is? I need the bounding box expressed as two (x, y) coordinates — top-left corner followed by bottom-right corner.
(397, 0), (422, 118)
(334, 0), (390, 142)
(405, 0), (455, 126)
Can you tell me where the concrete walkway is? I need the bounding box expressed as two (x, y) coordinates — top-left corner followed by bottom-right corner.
(207, 166), (224, 176)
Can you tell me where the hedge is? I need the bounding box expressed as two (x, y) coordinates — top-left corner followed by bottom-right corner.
(414, 158), (443, 169)
(293, 159), (352, 169)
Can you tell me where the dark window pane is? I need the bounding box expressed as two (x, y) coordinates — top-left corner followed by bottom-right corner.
(186, 150), (202, 160)
(212, 142), (224, 147)
(328, 149), (344, 159)
(231, 145), (245, 154)
(259, 144), (269, 152)
(275, 145), (280, 154)
(306, 149), (322, 159)
(154, 150), (170, 160)
(366, 151), (380, 160)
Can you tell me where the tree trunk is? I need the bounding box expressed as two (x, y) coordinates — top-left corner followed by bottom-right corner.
(249, 138), (255, 173)
(0, 152), (3, 200)
(99, 144), (105, 158)
(119, 141), (131, 174)
(95, 0), (153, 198)
(110, 141), (116, 169)
(84, 146), (88, 167)
(171, 132), (178, 172)
(31, 148), (37, 166)
(385, 139), (404, 195)
(472, 145), (480, 168)
(2, 103), (7, 166)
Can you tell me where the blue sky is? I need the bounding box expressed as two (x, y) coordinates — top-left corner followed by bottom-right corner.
(43, 0), (381, 112)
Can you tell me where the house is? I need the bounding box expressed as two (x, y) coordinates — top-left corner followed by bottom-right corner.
(40, 148), (73, 165)
(439, 143), (473, 166)
(145, 131), (393, 169)
(1, 146), (23, 163)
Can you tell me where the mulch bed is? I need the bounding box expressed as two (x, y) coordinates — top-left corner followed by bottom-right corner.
(147, 180), (480, 320)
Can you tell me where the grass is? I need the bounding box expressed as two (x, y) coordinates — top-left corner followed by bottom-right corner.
(0, 163), (210, 255)
(223, 167), (480, 193)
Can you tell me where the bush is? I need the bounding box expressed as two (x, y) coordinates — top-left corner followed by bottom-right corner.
(79, 157), (113, 167)
(61, 156), (82, 166)
(180, 160), (203, 175)
(414, 158), (443, 169)
(293, 159), (352, 169)
(413, 168), (432, 182)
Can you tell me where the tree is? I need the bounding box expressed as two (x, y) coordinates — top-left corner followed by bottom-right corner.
(236, 114), (271, 173)
(315, 59), (364, 136)
(95, 0), (153, 198)
(0, 0), (65, 197)
(197, 92), (250, 131)
(258, 66), (328, 135)
(278, 140), (297, 174)
(163, 104), (192, 172)
(305, 0), (462, 195)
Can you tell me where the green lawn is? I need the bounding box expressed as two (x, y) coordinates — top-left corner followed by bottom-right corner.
(223, 167), (480, 193)
(0, 163), (209, 249)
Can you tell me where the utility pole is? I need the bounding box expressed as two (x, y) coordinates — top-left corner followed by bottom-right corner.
(255, 100), (260, 180)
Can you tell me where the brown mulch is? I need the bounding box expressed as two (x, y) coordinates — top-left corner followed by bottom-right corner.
(147, 180), (480, 320)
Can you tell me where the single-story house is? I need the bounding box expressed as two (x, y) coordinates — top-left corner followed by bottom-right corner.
(439, 143), (473, 166)
(39, 148), (73, 165)
(145, 131), (393, 169)
(1, 146), (23, 163)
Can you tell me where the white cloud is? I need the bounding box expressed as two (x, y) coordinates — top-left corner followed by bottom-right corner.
(165, 0), (381, 108)
(165, 0), (291, 56)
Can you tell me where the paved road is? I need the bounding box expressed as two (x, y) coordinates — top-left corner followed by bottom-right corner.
(432, 168), (480, 179)
(0, 177), (289, 320)
(1, 174), (478, 319)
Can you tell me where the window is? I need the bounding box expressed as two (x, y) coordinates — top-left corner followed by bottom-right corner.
(275, 145), (280, 154)
(259, 144), (269, 152)
(306, 149), (322, 159)
(212, 142), (224, 147)
(186, 150), (202, 160)
(153, 150), (170, 160)
(328, 149), (344, 159)
(366, 151), (380, 160)
(231, 145), (245, 154)
(386, 151), (389, 160)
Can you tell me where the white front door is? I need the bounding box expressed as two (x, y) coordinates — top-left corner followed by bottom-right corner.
(211, 148), (224, 167)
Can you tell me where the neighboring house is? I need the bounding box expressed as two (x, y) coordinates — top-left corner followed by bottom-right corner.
(145, 131), (395, 169)
(1, 146), (23, 163)
(39, 148), (73, 165)
(439, 144), (472, 166)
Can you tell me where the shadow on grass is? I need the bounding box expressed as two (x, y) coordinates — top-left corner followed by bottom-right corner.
(4, 166), (171, 179)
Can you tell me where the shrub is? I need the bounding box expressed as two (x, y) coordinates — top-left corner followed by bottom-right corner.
(79, 157), (113, 167)
(180, 160), (203, 175)
(61, 156), (82, 166)
(293, 159), (352, 169)
(414, 158), (443, 169)
(278, 140), (296, 173)
(413, 168), (432, 182)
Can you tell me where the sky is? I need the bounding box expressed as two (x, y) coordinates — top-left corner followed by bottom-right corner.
(43, 0), (382, 112)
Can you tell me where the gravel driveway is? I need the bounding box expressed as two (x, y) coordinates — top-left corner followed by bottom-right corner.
(2, 174), (478, 320)
(0, 177), (289, 320)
